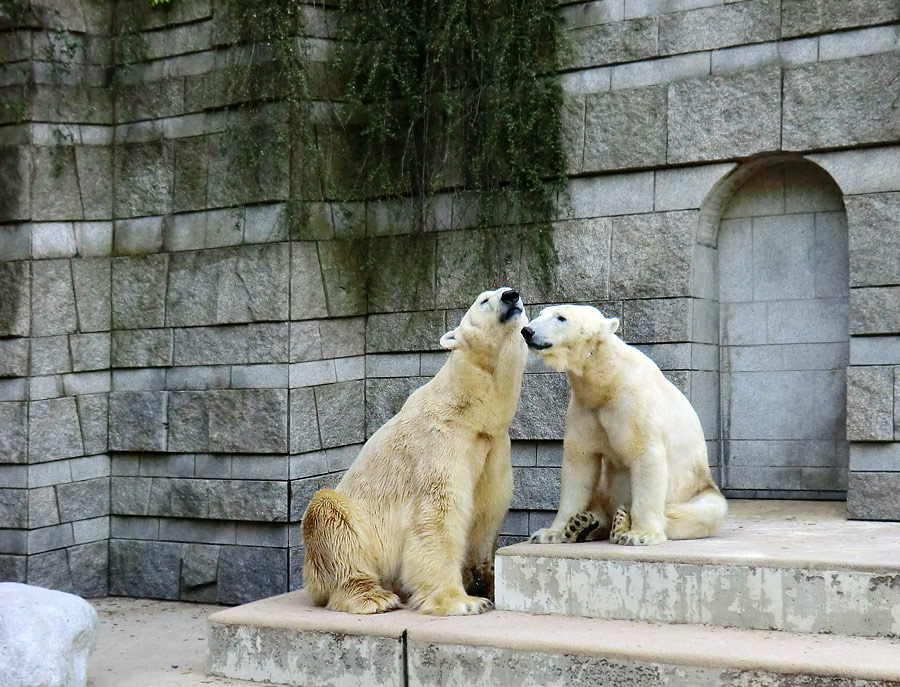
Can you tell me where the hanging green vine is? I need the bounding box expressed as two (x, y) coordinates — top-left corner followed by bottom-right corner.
(337, 0), (567, 237)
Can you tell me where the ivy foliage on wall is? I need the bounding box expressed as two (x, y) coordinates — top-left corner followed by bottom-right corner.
(338, 0), (567, 235)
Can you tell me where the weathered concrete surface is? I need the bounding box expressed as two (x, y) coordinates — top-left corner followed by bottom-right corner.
(206, 587), (900, 687)
(496, 500), (900, 637)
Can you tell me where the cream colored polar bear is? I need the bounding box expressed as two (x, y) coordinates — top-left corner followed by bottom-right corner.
(302, 287), (528, 614)
(522, 304), (726, 546)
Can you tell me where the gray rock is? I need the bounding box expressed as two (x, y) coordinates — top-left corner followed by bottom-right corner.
(782, 0), (900, 38)
(167, 391), (209, 453)
(511, 374), (568, 441)
(114, 217), (164, 256)
(659, 0), (779, 55)
(848, 471), (900, 521)
(609, 211), (694, 299)
(109, 540), (181, 599)
(147, 478), (208, 518)
(0, 555), (26, 582)
(0, 401), (28, 463)
(70, 333), (110, 372)
(27, 486), (59, 529)
(30, 336), (71, 376)
(436, 230), (521, 309)
(32, 260), (78, 337)
(174, 323), (289, 366)
(111, 329), (172, 368)
(173, 136), (209, 213)
(315, 381), (364, 449)
(28, 398), (84, 462)
(0, 488), (27, 528)
(520, 219), (611, 304)
(0, 261), (29, 337)
(318, 317), (366, 358)
(0, 339), (28, 377)
(667, 68), (781, 164)
(847, 192), (900, 288)
(110, 477), (151, 516)
(289, 242), (328, 320)
(566, 18), (658, 70)
(582, 86), (666, 173)
(25, 548), (73, 592)
(217, 545), (288, 605)
(111, 255), (168, 330)
(624, 297), (692, 344)
(0, 147), (30, 223)
(366, 311), (445, 353)
(108, 391), (167, 452)
(317, 240), (367, 317)
(846, 366), (895, 441)
(181, 543), (219, 589)
(289, 321), (323, 362)
(367, 235), (436, 313)
(850, 287), (900, 335)
(72, 258), (111, 333)
(364, 377), (428, 438)
(208, 480), (289, 522)
(68, 541), (108, 598)
(113, 141), (173, 218)
(289, 388), (321, 454)
(208, 389), (288, 454)
(56, 478), (109, 523)
(166, 244), (289, 326)
(75, 146), (113, 220)
(0, 582), (98, 687)
(31, 147), (83, 222)
(784, 53), (900, 152)
(510, 467), (561, 510)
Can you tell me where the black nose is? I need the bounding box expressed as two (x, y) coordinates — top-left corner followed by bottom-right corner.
(521, 326), (534, 342)
(501, 290), (519, 303)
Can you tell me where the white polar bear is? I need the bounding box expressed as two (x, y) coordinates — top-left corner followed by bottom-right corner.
(302, 287), (528, 614)
(522, 304), (726, 546)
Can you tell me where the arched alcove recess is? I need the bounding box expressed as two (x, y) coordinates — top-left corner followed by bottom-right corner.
(695, 155), (850, 499)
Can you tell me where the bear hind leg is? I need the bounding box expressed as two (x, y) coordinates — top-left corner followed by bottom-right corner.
(302, 488), (400, 614)
(562, 510), (610, 542)
(664, 487), (728, 540)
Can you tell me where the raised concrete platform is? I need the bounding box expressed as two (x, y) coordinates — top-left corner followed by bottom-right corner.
(496, 500), (900, 637)
(208, 590), (900, 686)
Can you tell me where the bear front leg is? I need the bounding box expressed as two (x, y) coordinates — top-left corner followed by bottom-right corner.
(465, 435), (514, 598)
(403, 491), (494, 615)
(530, 409), (600, 543)
(612, 446), (668, 546)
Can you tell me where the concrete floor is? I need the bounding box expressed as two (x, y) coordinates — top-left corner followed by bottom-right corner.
(88, 596), (279, 687)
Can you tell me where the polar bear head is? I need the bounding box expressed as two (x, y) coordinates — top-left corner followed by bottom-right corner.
(521, 304), (619, 372)
(440, 287), (528, 358)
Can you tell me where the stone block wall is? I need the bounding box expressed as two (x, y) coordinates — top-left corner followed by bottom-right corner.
(1, 0), (899, 601)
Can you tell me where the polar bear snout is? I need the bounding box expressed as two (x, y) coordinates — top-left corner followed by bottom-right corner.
(522, 324), (551, 349)
(498, 289), (524, 322)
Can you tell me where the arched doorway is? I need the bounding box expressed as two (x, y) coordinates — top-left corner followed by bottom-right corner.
(716, 159), (849, 498)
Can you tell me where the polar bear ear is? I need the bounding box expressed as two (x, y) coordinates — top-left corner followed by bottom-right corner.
(607, 317), (620, 334)
(440, 329), (459, 350)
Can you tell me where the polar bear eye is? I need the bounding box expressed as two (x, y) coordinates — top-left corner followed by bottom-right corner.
(480, 298), (489, 305)
(556, 315), (567, 323)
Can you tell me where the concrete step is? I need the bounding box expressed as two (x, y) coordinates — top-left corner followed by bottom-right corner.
(495, 500), (900, 638)
(207, 590), (900, 687)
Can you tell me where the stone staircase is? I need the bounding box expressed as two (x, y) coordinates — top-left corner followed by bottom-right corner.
(206, 502), (900, 686)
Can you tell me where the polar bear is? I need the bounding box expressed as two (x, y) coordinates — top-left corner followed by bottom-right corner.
(302, 287), (528, 614)
(522, 304), (726, 546)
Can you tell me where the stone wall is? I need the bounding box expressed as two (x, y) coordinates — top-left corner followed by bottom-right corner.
(1, 0), (899, 601)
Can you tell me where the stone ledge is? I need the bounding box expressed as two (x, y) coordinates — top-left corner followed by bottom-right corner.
(496, 500), (900, 638)
(208, 590), (900, 687)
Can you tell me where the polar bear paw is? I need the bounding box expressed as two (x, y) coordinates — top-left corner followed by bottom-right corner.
(610, 507), (666, 546)
(529, 527), (565, 544)
(424, 594), (493, 616)
(563, 511), (608, 542)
